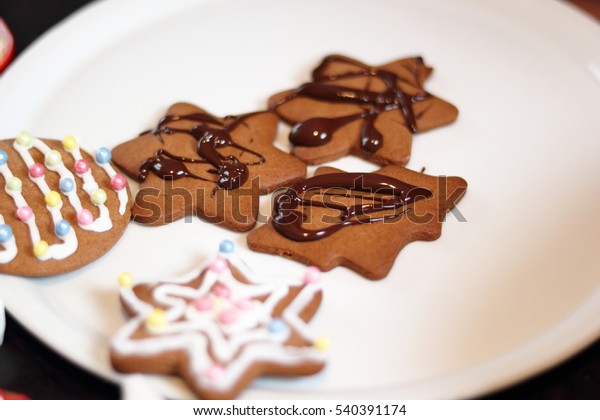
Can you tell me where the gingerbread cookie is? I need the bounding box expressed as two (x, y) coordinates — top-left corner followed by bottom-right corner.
(111, 102), (307, 231)
(111, 240), (328, 400)
(0, 133), (131, 277)
(247, 166), (467, 280)
(269, 54), (459, 166)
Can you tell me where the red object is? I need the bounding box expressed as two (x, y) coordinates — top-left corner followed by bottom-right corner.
(0, 388), (29, 400)
(0, 18), (15, 73)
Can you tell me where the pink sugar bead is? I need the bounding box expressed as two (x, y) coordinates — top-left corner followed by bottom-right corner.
(29, 163), (45, 179)
(209, 256), (228, 274)
(213, 283), (231, 299)
(16, 206), (33, 222)
(74, 159), (90, 175)
(303, 266), (321, 284)
(194, 296), (213, 311)
(218, 309), (238, 325)
(205, 364), (225, 382)
(110, 174), (127, 191)
(235, 298), (253, 311)
(77, 209), (93, 225)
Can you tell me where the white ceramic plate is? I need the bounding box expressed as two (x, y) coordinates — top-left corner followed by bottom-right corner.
(1, 0), (600, 399)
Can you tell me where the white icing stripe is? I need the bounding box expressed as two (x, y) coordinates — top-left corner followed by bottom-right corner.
(12, 141), (78, 261)
(25, 137), (111, 233)
(0, 215), (17, 264)
(112, 251), (325, 395)
(121, 287), (154, 316)
(35, 141), (87, 218)
(112, 317), (325, 393)
(120, 267), (204, 316)
(68, 137), (129, 216)
(67, 142), (113, 232)
(96, 161), (128, 216)
(0, 159), (42, 256)
(204, 341), (324, 393)
(283, 283), (320, 342)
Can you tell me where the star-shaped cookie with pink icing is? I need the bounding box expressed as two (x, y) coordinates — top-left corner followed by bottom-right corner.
(111, 240), (327, 400)
(269, 54), (459, 166)
(111, 102), (307, 231)
(247, 165), (467, 280)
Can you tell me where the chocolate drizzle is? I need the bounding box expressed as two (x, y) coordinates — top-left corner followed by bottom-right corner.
(277, 55), (430, 154)
(272, 172), (432, 241)
(137, 111), (265, 189)
(289, 114), (360, 147)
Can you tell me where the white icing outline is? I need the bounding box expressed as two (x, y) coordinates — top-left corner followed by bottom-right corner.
(112, 251), (325, 395)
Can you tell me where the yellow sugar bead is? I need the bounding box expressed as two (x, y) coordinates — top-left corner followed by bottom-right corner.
(118, 272), (134, 288)
(91, 189), (107, 206)
(16, 131), (33, 147)
(213, 297), (224, 311)
(146, 308), (167, 331)
(6, 176), (22, 192)
(45, 191), (62, 207)
(33, 240), (49, 257)
(63, 135), (78, 151)
(45, 150), (62, 167)
(314, 336), (330, 351)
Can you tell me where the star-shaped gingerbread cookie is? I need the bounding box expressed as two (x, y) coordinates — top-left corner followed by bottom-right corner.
(247, 166), (467, 280)
(111, 241), (327, 400)
(111, 103), (307, 231)
(269, 54), (459, 166)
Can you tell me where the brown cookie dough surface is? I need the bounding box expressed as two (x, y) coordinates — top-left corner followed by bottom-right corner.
(111, 103), (307, 232)
(269, 54), (459, 166)
(247, 165), (467, 280)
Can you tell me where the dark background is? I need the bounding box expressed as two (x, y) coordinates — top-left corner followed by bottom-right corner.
(1, 0), (600, 400)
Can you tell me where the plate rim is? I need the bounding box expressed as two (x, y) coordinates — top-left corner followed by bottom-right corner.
(1, 0), (600, 399)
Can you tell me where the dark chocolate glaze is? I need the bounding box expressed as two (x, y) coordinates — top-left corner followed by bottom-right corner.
(275, 55), (430, 154)
(138, 151), (210, 183)
(137, 111), (265, 189)
(289, 114), (362, 147)
(272, 172), (432, 241)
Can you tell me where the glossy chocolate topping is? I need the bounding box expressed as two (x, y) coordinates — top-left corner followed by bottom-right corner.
(272, 172), (432, 241)
(276, 55), (430, 154)
(137, 111), (265, 189)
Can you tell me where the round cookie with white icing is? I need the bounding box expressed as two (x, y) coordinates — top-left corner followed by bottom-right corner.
(0, 132), (131, 277)
(111, 241), (328, 400)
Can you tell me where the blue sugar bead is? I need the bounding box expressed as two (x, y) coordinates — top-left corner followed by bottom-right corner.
(95, 147), (112, 164)
(55, 219), (71, 237)
(268, 318), (287, 334)
(0, 150), (7, 165)
(0, 224), (13, 243)
(60, 178), (75, 193)
(219, 239), (234, 253)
